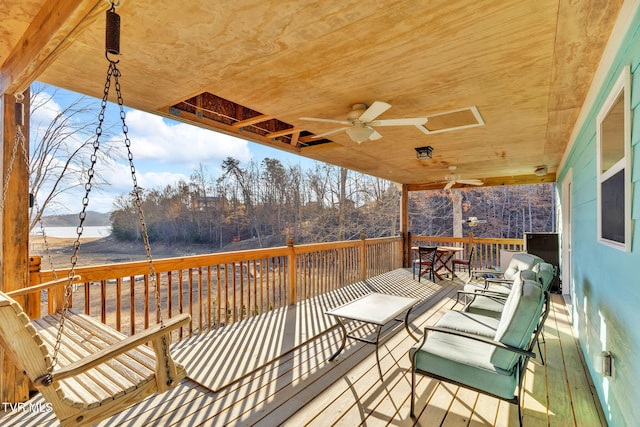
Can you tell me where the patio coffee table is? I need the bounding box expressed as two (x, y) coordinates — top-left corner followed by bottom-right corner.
(325, 292), (420, 379)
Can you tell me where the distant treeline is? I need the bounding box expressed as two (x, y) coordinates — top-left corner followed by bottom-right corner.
(109, 157), (555, 247)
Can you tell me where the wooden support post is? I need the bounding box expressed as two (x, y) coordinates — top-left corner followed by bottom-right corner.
(467, 232), (475, 269)
(28, 256), (42, 319)
(287, 237), (296, 305)
(1, 90), (31, 403)
(401, 184), (410, 268)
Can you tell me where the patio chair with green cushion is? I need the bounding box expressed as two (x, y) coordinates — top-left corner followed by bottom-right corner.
(413, 246), (437, 282)
(461, 252), (544, 298)
(457, 262), (555, 313)
(445, 271), (551, 364)
(409, 278), (546, 427)
(483, 252), (543, 286)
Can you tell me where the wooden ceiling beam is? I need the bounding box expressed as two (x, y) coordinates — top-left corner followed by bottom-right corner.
(231, 114), (273, 129)
(0, 0), (103, 96)
(164, 108), (302, 155)
(406, 173), (557, 191)
(266, 128), (302, 139)
(289, 131), (300, 146)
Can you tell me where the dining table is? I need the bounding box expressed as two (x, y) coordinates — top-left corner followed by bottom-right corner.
(412, 246), (464, 280)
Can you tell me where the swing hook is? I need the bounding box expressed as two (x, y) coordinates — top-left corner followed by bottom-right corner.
(105, 2), (121, 63)
(14, 93), (25, 127)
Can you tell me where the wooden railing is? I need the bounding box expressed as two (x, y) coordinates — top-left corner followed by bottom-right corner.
(29, 234), (520, 344)
(31, 236), (403, 342)
(410, 233), (524, 271)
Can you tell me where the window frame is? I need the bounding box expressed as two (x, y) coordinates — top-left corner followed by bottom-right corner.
(596, 65), (633, 251)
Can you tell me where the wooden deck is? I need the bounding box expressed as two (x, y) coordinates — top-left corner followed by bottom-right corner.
(1, 270), (606, 426)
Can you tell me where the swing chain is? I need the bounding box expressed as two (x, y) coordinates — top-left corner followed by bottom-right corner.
(48, 3), (173, 386)
(14, 94), (60, 278)
(111, 63), (173, 385)
(48, 66), (108, 374)
(0, 95), (25, 213)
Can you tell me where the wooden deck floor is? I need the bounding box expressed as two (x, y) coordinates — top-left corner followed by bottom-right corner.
(1, 270), (606, 426)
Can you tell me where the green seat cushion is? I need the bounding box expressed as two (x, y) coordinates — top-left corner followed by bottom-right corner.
(465, 295), (507, 317)
(490, 280), (544, 370)
(435, 310), (499, 337)
(411, 331), (518, 399)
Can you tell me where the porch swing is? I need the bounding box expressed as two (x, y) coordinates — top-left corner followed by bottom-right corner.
(0, 4), (190, 426)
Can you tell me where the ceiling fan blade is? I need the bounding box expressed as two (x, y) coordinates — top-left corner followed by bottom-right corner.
(369, 117), (427, 127)
(358, 101), (391, 123)
(444, 181), (455, 190)
(369, 129), (383, 140)
(300, 117), (351, 125)
(312, 127), (351, 138)
(457, 179), (483, 185)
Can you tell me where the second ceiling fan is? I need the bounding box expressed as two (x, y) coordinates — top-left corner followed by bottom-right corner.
(300, 101), (427, 143)
(443, 166), (483, 190)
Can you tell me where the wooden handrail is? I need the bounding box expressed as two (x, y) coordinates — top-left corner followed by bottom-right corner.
(24, 235), (521, 347)
(6, 275), (82, 298)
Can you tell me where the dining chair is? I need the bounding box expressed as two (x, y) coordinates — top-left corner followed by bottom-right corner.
(452, 245), (475, 276)
(413, 246), (437, 282)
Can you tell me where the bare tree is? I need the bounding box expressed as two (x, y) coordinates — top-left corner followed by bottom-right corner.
(28, 83), (118, 230)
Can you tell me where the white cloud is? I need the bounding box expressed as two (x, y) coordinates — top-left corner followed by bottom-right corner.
(30, 87), (305, 215)
(123, 110), (252, 167)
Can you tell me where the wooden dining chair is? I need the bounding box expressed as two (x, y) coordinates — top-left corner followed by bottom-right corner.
(452, 245), (474, 276)
(413, 246), (437, 282)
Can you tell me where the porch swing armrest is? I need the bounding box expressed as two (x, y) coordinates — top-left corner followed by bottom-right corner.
(6, 275), (82, 298)
(42, 313), (191, 385)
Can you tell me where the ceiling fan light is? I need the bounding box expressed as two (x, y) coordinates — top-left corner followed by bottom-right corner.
(346, 126), (374, 143)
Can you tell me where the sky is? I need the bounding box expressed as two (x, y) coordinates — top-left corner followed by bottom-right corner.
(30, 85), (317, 215)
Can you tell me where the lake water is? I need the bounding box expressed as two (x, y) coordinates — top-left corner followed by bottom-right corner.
(31, 225), (112, 238)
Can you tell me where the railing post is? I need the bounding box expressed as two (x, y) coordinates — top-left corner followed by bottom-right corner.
(467, 232), (475, 269)
(287, 237), (296, 305)
(360, 234), (367, 281)
(28, 256), (42, 318)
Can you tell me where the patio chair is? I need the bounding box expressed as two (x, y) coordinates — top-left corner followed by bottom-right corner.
(409, 278), (547, 426)
(451, 245), (474, 276)
(413, 246), (437, 282)
(462, 252), (543, 296)
(457, 262), (555, 310)
(448, 269), (552, 364)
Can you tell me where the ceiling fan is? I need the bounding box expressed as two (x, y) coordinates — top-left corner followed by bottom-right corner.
(300, 101), (427, 143)
(443, 166), (483, 190)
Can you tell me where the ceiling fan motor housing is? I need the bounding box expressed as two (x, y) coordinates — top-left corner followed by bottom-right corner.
(347, 104), (368, 121)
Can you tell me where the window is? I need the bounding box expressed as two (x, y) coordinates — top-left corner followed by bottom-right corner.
(596, 65), (632, 251)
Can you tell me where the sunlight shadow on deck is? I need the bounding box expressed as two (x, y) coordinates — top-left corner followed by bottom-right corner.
(173, 268), (449, 392)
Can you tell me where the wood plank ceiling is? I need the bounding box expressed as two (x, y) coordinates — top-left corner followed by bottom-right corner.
(1, 0), (624, 190)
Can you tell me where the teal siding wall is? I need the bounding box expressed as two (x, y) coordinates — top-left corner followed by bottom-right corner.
(558, 6), (640, 426)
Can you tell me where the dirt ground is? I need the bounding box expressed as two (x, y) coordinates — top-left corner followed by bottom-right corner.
(29, 235), (222, 268)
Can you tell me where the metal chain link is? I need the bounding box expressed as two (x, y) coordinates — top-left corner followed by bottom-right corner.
(47, 64), (111, 375)
(45, 3), (172, 386)
(112, 63), (173, 386)
(20, 120), (58, 280)
(0, 117), (23, 213)
(15, 112), (59, 279)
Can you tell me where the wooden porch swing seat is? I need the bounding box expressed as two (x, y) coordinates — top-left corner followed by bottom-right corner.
(0, 291), (190, 427)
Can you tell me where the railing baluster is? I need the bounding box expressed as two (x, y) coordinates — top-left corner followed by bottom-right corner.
(33, 236), (522, 345)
